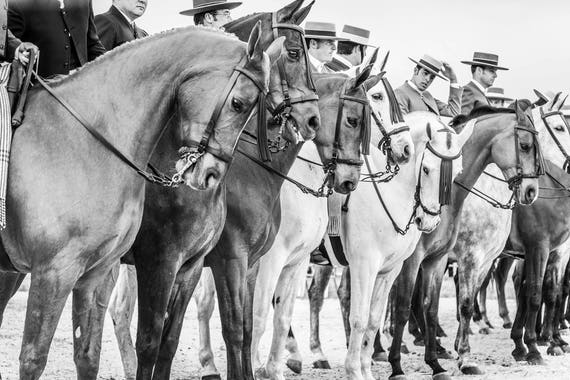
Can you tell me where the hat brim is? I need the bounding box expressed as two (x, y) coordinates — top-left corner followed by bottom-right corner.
(533, 89), (551, 103)
(305, 34), (347, 41)
(409, 57), (447, 80)
(488, 94), (513, 101)
(180, 2), (242, 16)
(338, 34), (375, 47)
(460, 60), (509, 70)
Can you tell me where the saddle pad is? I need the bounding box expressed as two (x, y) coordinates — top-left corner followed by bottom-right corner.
(0, 63), (11, 229)
(327, 192), (345, 236)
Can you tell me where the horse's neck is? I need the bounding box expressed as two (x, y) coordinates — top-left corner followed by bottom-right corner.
(289, 143), (327, 187)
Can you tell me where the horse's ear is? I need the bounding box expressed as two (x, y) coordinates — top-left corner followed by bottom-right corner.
(351, 63), (372, 90)
(457, 119), (476, 148)
(291, 1), (315, 25)
(426, 122), (432, 140)
(362, 73), (382, 92)
(265, 36), (285, 65)
(247, 21), (264, 65)
(379, 50), (390, 73)
(515, 99), (527, 125)
(276, 0), (305, 23)
(553, 92), (568, 111)
(559, 94), (569, 111)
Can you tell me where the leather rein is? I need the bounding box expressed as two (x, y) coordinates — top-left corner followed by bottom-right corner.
(27, 50), (267, 187)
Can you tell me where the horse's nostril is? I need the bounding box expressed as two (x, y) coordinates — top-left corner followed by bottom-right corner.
(415, 217), (422, 226)
(309, 115), (320, 131)
(404, 144), (411, 157)
(526, 186), (536, 202)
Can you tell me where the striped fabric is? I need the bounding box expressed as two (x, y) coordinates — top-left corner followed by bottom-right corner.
(0, 63), (12, 229)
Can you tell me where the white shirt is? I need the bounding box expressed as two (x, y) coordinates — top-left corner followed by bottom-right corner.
(333, 54), (354, 69)
(308, 53), (325, 73)
(470, 79), (487, 94)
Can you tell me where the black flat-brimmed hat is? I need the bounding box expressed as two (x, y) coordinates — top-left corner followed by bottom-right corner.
(409, 54), (447, 80)
(487, 87), (513, 101)
(180, 0), (242, 16)
(461, 52), (509, 70)
(304, 21), (346, 41)
(339, 25), (375, 47)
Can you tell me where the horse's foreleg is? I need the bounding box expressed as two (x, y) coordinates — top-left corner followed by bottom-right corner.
(108, 264), (138, 380)
(153, 260), (203, 380)
(388, 249), (423, 378)
(559, 258), (570, 331)
(511, 260), (528, 361)
(210, 255), (248, 380)
(73, 264), (120, 380)
(408, 271), (425, 345)
(20, 264), (81, 379)
(0, 272), (27, 327)
(337, 266), (352, 346)
(421, 254), (450, 378)
(194, 268), (221, 380)
(540, 252), (558, 349)
(495, 257), (514, 329)
(265, 255), (309, 380)
(522, 243), (549, 366)
(477, 266), (494, 331)
(307, 264), (333, 369)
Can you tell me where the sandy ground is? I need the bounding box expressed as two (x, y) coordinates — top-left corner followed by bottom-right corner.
(1, 277), (570, 379)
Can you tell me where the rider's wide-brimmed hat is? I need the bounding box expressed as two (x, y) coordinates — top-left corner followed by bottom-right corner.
(461, 52), (509, 70)
(533, 89), (556, 104)
(487, 87), (512, 101)
(339, 25), (375, 47)
(304, 21), (346, 41)
(408, 54), (447, 81)
(180, 0), (242, 16)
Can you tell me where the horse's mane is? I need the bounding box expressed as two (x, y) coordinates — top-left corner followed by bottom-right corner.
(48, 25), (239, 87)
(224, 12), (266, 29)
(449, 105), (515, 131)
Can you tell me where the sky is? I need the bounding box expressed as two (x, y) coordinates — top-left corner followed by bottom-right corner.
(93, 0), (569, 101)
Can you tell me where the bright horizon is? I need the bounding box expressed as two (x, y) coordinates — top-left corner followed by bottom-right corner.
(93, 0), (569, 102)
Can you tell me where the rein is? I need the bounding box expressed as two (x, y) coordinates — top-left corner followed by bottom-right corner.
(32, 56), (267, 187)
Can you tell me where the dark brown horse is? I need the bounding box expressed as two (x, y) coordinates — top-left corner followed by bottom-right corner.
(0, 26), (273, 380)
(388, 105), (542, 380)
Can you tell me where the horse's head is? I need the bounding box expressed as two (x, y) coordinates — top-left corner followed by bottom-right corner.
(176, 23), (277, 190)
(313, 68), (381, 194)
(225, 0), (321, 149)
(532, 92), (570, 172)
(412, 116), (463, 232)
(487, 103), (541, 205)
(366, 51), (414, 165)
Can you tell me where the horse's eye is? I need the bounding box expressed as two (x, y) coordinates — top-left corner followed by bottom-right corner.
(231, 98), (243, 112)
(423, 166), (430, 175)
(347, 117), (358, 128)
(288, 50), (300, 60)
(555, 125), (565, 132)
(520, 142), (531, 152)
(371, 93), (383, 101)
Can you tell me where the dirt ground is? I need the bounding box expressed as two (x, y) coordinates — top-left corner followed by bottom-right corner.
(1, 276), (570, 379)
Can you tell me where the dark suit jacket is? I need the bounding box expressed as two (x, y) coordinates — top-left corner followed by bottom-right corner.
(0, 0), (21, 60)
(461, 81), (490, 115)
(95, 6), (147, 50)
(8, 0), (106, 77)
(394, 81), (462, 117)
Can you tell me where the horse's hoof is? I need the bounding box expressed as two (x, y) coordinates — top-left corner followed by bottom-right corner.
(312, 360), (331, 369)
(560, 321), (569, 330)
(254, 367), (269, 380)
(562, 344), (570, 353)
(547, 344), (564, 356)
(202, 375), (222, 380)
(389, 375), (408, 380)
(485, 321), (495, 329)
(401, 344), (410, 354)
(413, 337), (425, 347)
(479, 327), (491, 335)
(437, 345), (454, 360)
(526, 351), (545, 365)
(432, 371), (452, 380)
(512, 347), (528, 361)
(503, 322), (513, 329)
(286, 359), (303, 374)
(460, 363), (484, 375)
(372, 351), (388, 362)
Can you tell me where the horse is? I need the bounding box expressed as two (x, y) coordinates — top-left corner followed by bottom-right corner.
(101, 2), (321, 379)
(388, 103), (543, 380)
(247, 68), (415, 380)
(0, 25), (273, 380)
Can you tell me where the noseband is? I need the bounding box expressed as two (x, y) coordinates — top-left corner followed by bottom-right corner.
(265, 12), (320, 155)
(540, 108), (570, 173)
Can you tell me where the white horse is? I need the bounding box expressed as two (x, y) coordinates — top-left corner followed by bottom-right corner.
(451, 94), (570, 374)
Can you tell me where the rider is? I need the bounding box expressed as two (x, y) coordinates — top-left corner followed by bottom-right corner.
(304, 21), (344, 73)
(95, 0), (149, 50)
(486, 86), (513, 108)
(460, 52), (509, 114)
(325, 24), (372, 72)
(180, 0), (242, 30)
(8, 0), (106, 77)
(394, 54), (462, 117)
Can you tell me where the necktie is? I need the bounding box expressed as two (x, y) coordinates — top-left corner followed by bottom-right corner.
(132, 22), (139, 39)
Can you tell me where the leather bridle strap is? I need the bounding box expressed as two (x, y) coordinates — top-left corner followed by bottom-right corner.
(540, 108), (570, 173)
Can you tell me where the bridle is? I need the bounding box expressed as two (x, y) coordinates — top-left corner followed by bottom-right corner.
(32, 50), (268, 187)
(263, 12), (319, 155)
(364, 76), (410, 182)
(364, 132), (461, 235)
(540, 107), (570, 173)
(454, 108), (545, 209)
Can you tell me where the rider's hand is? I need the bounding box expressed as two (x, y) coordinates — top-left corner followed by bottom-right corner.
(441, 62), (457, 83)
(14, 42), (39, 66)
